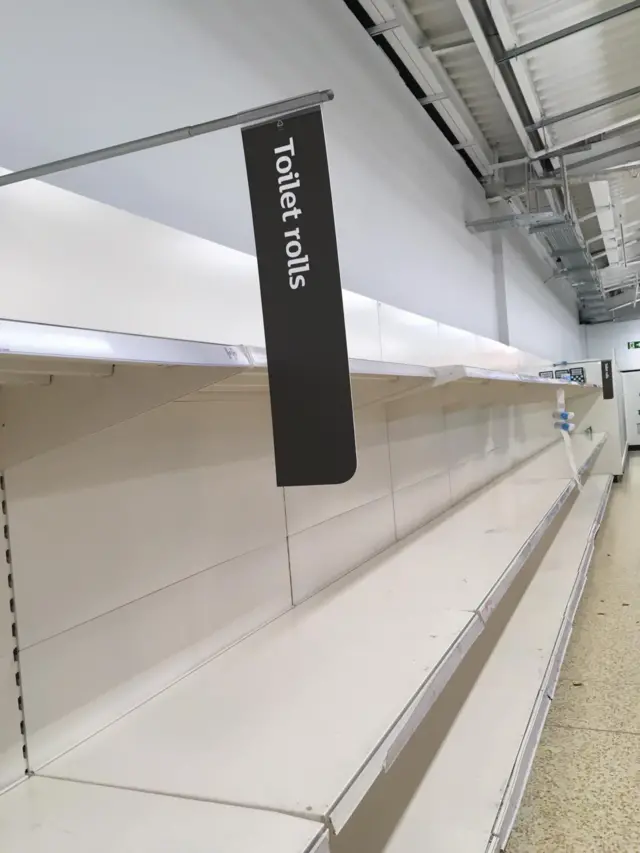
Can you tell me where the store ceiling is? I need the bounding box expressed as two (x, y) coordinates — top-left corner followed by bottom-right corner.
(1, 1), (639, 327)
(350, 0), (640, 323)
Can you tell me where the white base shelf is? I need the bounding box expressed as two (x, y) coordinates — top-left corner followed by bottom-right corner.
(0, 777), (328, 853)
(25, 434), (605, 846)
(352, 473), (611, 853)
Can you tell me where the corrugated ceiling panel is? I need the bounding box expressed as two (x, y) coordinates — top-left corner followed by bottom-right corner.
(505, 0), (640, 148)
(440, 50), (524, 158)
(407, 0), (525, 158)
(504, 0), (631, 41)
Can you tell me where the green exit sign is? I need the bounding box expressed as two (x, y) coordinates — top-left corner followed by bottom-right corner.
(628, 341), (640, 349)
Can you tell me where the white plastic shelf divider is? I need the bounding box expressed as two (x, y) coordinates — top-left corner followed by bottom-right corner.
(366, 474), (611, 853)
(38, 434), (605, 843)
(0, 776), (328, 853)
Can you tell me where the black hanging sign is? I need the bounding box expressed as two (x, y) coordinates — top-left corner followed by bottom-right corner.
(601, 359), (614, 399)
(242, 107), (356, 487)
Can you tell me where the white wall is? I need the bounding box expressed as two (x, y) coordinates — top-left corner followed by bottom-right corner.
(0, 0), (582, 358)
(586, 318), (640, 369)
(0, 169), (548, 376)
(503, 233), (585, 362)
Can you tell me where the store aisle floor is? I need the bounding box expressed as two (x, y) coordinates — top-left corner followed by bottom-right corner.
(508, 454), (640, 852)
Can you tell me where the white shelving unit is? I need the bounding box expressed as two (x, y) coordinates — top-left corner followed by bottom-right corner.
(0, 317), (608, 851)
(0, 320), (602, 469)
(0, 319), (601, 394)
(339, 474), (612, 853)
(0, 776), (329, 853)
(28, 434), (605, 841)
(0, 174), (613, 853)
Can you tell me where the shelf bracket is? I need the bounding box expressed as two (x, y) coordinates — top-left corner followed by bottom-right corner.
(1, 474), (29, 777)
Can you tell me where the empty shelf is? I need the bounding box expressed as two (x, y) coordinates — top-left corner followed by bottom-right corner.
(0, 319), (251, 370)
(0, 777), (327, 853)
(362, 474), (611, 853)
(0, 320), (600, 398)
(39, 435), (605, 842)
(432, 365), (601, 400)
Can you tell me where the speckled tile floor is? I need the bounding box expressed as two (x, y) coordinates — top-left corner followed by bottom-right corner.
(507, 456), (640, 852)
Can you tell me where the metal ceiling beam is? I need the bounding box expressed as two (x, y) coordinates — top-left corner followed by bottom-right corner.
(531, 113), (640, 161)
(587, 226), (640, 246)
(432, 36), (475, 56)
(501, 166), (640, 192)
(550, 265), (594, 279)
(454, 0), (538, 160)
(418, 93), (448, 105)
(499, 0), (640, 62)
(349, 0), (495, 174)
(611, 294), (640, 312)
(578, 206), (612, 224)
(368, 19), (401, 35)
(527, 84), (640, 132)
(385, 0), (427, 45)
(378, 0), (495, 173)
(592, 238), (640, 258)
(482, 0), (547, 131)
(466, 212), (567, 232)
(567, 138), (640, 171)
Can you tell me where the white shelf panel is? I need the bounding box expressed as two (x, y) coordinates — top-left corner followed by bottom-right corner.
(370, 474), (611, 853)
(432, 365), (601, 398)
(0, 777), (327, 853)
(39, 435), (606, 839)
(0, 321), (600, 399)
(247, 347), (438, 381)
(0, 319), (250, 370)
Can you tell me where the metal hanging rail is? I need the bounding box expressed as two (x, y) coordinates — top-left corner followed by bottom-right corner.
(0, 90), (333, 188)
